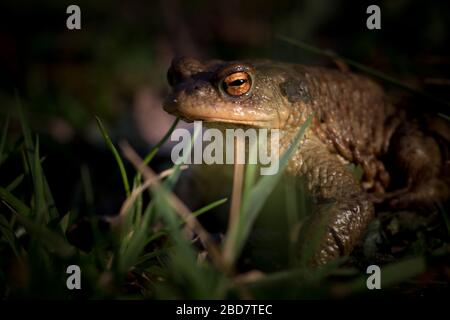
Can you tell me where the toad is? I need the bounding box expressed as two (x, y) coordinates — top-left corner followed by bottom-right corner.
(163, 57), (449, 266)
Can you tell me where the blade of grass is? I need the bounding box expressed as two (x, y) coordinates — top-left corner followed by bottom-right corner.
(6, 174), (24, 192)
(187, 198), (228, 223)
(223, 137), (245, 267)
(285, 178), (299, 267)
(132, 175), (143, 226)
(16, 96), (34, 158)
(0, 115), (9, 165)
(131, 117), (180, 189)
(0, 187), (31, 216)
(141, 117), (180, 167)
(242, 141), (258, 201)
(59, 211), (71, 233)
(32, 136), (47, 225)
(40, 170), (59, 223)
(96, 116), (130, 197)
(276, 35), (450, 114)
(0, 214), (21, 259)
(438, 113), (450, 121)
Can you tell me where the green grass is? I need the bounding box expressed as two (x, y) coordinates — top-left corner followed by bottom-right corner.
(0, 101), (448, 299)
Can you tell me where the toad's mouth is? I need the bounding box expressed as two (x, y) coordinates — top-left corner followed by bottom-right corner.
(181, 115), (273, 127)
(163, 101), (279, 128)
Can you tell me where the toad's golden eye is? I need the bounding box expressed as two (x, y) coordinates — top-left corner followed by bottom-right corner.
(221, 71), (252, 96)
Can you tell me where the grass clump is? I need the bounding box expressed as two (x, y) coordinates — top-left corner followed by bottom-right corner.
(0, 100), (448, 299)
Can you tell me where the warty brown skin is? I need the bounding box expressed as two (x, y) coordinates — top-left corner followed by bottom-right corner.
(163, 57), (449, 266)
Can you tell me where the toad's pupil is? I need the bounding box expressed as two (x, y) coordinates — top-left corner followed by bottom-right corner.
(228, 79), (246, 86)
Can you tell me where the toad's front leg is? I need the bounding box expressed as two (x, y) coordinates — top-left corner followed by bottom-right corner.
(293, 138), (374, 266)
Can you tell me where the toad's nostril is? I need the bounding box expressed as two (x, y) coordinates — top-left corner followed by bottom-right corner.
(190, 80), (209, 93)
